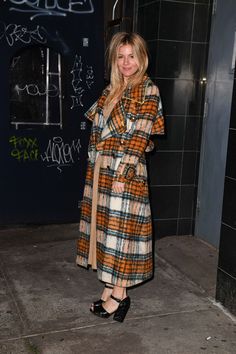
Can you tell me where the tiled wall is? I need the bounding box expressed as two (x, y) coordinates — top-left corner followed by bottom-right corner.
(136, 0), (212, 238)
(216, 72), (236, 315)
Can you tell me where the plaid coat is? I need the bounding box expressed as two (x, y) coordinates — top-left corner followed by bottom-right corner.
(76, 75), (164, 287)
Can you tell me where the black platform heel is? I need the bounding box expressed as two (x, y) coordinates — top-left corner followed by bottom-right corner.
(91, 284), (114, 310)
(92, 295), (130, 323)
(113, 296), (131, 322)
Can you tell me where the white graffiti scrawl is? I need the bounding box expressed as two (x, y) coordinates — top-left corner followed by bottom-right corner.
(40, 136), (82, 172)
(71, 55), (84, 108)
(0, 21), (47, 46)
(8, 0), (94, 21)
(70, 55), (95, 109)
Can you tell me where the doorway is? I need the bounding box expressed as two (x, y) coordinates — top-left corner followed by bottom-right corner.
(195, 0), (236, 248)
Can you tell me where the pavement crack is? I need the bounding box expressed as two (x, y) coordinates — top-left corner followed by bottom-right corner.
(0, 307), (213, 344)
(0, 259), (29, 331)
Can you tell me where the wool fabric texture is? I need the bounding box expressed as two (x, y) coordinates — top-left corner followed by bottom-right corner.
(76, 75), (164, 287)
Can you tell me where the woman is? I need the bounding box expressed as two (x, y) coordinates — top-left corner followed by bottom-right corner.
(76, 32), (164, 322)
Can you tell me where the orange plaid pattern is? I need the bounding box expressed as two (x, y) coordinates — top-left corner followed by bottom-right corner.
(77, 76), (165, 287)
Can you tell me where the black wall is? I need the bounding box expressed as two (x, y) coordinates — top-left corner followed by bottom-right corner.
(216, 69), (236, 315)
(136, 0), (212, 238)
(0, 1), (103, 224)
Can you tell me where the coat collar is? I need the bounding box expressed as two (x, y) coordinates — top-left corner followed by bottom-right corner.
(122, 75), (150, 104)
(97, 75), (151, 109)
(90, 75), (153, 141)
(99, 76), (152, 137)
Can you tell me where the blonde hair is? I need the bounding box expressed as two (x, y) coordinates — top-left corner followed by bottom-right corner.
(105, 32), (148, 104)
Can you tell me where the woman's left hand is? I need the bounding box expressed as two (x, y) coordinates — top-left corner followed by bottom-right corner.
(112, 181), (125, 193)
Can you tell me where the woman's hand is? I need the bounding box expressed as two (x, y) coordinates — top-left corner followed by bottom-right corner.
(112, 181), (125, 193)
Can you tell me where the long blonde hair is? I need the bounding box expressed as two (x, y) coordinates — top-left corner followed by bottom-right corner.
(105, 32), (148, 104)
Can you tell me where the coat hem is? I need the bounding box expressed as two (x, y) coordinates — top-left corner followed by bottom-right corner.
(76, 255), (88, 269)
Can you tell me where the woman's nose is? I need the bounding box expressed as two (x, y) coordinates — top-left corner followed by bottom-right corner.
(124, 57), (129, 65)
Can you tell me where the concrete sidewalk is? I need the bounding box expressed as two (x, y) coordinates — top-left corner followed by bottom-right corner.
(0, 226), (235, 354)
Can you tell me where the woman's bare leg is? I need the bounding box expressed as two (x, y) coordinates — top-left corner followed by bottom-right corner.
(90, 283), (113, 311)
(100, 283), (113, 301)
(102, 285), (127, 313)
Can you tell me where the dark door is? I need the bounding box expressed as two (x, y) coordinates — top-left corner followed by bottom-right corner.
(0, 1), (104, 224)
(195, 0), (236, 247)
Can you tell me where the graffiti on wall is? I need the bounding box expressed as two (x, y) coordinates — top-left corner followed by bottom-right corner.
(9, 136), (82, 172)
(7, 0), (94, 20)
(14, 83), (59, 97)
(9, 135), (39, 162)
(0, 21), (47, 46)
(70, 54), (95, 109)
(40, 136), (82, 172)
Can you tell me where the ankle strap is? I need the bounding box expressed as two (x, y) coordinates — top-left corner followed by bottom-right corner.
(105, 284), (114, 289)
(110, 294), (122, 303)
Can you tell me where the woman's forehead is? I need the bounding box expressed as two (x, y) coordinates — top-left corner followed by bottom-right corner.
(117, 44), (134, 53)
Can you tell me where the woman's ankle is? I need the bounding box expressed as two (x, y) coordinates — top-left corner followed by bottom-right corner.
(112, 286), (126, 300)
(101, 285), (113, 301)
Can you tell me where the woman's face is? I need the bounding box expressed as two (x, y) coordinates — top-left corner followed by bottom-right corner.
(117, 44), (139, 80)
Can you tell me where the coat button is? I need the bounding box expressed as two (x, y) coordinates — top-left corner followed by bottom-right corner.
(130, 116), (136, 122)
(120, 139), (124, 145)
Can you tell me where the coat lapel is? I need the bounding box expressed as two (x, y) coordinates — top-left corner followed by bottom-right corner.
(100, 76), (151, 140)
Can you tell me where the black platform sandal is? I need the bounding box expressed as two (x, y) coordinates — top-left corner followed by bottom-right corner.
(92, 295), (131, 323)
(91, 284), (114, 310)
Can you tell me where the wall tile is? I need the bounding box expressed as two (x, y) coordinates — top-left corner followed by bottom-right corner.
(184, 116), (201, 150)
(137, 1), (160, 40)
(221, 177), (236, 229)
(123, 0), (136, 18)
(216, 269), (236, 316)
(156, 79), (192, 115)
(191, 43), (208, 79)
(192, 186), (198, 218)
(162, 0), (210, 2)
(194, 152), (201, 185)
(136, 0), (212, 237)
(218, 223), (236, 278)
(179, 185), (195, 218)
(148, 151), (182, 185)
(150, 186), (180, 219)
(230, 79), (236, 129)
(197, 116), (203, 148)
(192, 4), (210, 42)
(159, 2), (194, 41)
(139, 0), (155, 6)
(181, 152), (197, 184)
(195, 0), (211, 4)
(156, 40), (191, 79)
(177, 219), (193, 235)
(156, 116), (185, 150)
(225, 130), (236, 179)
(147, 40), (158, 77)
(153, 219), (177, 239)
(187, 80), (205, 115)
(161, 0), (193, 3)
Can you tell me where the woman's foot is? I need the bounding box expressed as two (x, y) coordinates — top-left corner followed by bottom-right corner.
(93, 294), (131, 322)
(99, 286), (127, 314)
(90, 284), (113, 312)
(100, 284), (114, 302)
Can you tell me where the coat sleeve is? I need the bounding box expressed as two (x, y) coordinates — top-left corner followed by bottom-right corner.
(115, 85), (165, 182)
(151, 91), (165, 135)
(84, 100), (98, 122)
(84, 86), (110, 121)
